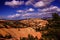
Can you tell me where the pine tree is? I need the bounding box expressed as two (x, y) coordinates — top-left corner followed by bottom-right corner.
(40, 13), (60, 40)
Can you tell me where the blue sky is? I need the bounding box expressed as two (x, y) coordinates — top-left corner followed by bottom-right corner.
(0, 0), (60, 19)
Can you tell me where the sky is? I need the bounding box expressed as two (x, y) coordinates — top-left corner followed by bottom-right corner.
(0, 0), (60, 20)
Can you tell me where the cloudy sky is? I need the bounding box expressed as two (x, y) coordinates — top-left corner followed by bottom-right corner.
(0, 0), (60, 19)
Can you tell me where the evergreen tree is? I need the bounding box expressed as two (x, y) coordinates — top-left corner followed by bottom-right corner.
(40, 13), (60, 40)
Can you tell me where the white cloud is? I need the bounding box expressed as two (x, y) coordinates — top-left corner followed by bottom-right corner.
(25, 1), (33, 5)
(41, 6), (60, 12)
(34, 0), (54, 7)
(7, 8), (34, 18)
(5, 0), (24, 7)
(22, 13), (31, 16)
(25, 0), (34, 5)
(7, 6), (60, 19)
(15, 14), (20, 17)
(5, 0), (54, 8)
(7, 12), (52, 19)
(42, 0), (54, 3)
(34, 1), (45, 7)
(34, 6), (60, 18)
(28, 8), (34, 12)
(17, 8), (34, 13)
(36, 6), (60, 17)
(8, 15), (15, 18)
(8, 13), (20, 18)
(57, 9), (60, 12)
(17, 10), (24, 13)
(25, 0), (54, 7)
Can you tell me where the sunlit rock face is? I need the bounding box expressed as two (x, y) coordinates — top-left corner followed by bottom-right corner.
(0, 18), (48, 40)
(19, 27), (41, 39)
(20, 18), (48, 27)
(0, 28), (41, 40)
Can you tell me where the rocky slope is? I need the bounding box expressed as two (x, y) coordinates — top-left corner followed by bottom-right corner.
(0, 18), (48, 40)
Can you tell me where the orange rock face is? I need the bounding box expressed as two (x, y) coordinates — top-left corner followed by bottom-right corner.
(19, 27), (41, 39)
(20, 18), (48, 27)
(0, 18), (48, 40)
(0, 27), (42, 40)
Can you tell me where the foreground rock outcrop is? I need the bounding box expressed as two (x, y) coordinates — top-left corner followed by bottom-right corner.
(0, 27), (41, 40)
